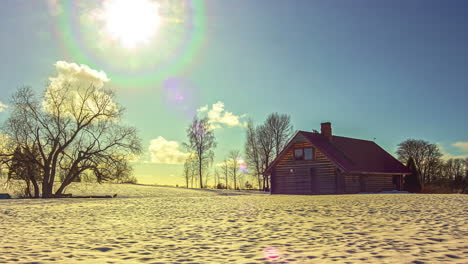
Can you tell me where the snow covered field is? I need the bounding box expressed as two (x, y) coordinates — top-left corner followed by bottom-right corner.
(0, 183), (467, 264)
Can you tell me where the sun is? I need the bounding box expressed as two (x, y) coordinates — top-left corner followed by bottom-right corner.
(100, 0), (161, 49)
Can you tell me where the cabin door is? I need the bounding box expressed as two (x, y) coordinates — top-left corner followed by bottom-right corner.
(310, 168), (319, 194)
(335, 170), (345, 194)
(393, 175), (401, 191)
(359, 176), (367, 192)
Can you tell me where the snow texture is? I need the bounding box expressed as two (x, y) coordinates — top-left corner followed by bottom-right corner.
(0, 183), (467, 263)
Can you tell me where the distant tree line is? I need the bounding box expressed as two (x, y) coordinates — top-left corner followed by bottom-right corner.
(397, 139), (467, 193)
(0, 85), (142, 198)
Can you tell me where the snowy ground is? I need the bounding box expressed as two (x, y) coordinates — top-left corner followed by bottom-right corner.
(0, 183), (467, 264)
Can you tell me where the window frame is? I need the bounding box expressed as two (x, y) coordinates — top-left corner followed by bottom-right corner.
(293, 147), (315, 161)
(293, 148), (304, 160)
(304, 147), (315, 160)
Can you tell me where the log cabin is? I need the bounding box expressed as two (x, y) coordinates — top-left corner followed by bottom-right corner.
(265, 122), (411, 195)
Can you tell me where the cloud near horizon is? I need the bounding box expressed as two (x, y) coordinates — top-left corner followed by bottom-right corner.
(453, 142), (468, 152)
(197, 101), (247, 129)
(148, 136), (190, 164)
(0, 101), (7, 112)
(440, 143), (468, 160)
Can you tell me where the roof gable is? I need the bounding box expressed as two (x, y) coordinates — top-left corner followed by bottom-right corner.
(265, 131), (346, 174)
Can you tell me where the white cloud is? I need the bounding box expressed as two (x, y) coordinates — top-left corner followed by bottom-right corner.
(197, 105), (208, 113)
(44, 61), (116, 119)
(0, 101), (7, 112)
(49, 61), (109, 88)
(197, 101), (247, 129)
(148, 136), (189, 164)
(453, 142), (468, 152)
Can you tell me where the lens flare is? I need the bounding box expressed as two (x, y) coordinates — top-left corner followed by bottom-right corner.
(238, 158), (249, 174)
(264, 247), (281, 262)
(99, 0), (161, 49)
(162, 77), (199, 119)
(55, 0), (205, 88)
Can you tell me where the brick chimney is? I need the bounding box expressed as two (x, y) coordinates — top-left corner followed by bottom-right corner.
(321, 122), (332, 141)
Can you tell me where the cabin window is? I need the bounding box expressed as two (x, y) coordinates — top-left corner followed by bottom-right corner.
(304, 148), (314, 160)
(294, 148), (303, 160)
(294, 147), (315, 160)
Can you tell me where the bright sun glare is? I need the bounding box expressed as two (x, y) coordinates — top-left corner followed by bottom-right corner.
(101, 0), (161, 49)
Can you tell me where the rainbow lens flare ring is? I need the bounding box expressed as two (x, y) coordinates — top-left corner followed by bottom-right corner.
(56, 0), (205, 88)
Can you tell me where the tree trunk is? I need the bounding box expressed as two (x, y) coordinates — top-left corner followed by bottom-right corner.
(30, 177), (40, 198)
(225, 173), (228, 189)
(199, 159), (203, 189)
(257, 174), (262, 191)
(41, 171), (52, 198)
(25, 180), (32, 198)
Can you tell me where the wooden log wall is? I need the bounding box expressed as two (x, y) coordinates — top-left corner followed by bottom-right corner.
(344, 175), (361, 194)
(366, 175), (395, 192)
(344, 174), (396, 193)
(271, 134), (337, 194)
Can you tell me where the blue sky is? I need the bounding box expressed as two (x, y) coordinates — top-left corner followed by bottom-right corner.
(0, 0), (467, 185)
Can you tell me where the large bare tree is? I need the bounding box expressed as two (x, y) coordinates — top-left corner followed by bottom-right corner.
(183, 117), (216, 189)
(2, 85), (141, 197)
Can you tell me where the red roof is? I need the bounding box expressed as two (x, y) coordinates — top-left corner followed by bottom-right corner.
(267, 131), (411, 175)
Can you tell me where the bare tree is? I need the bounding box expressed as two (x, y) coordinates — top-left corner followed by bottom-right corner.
(244, 114), (292, 192)
(2, 85), (141, 197)
(182, 154), (196, 188)
(228, 150), (241, 190)
(257, 124), (274, 191)
(213, 168), (219, 188)
(7, 147), (41, 197)
(222, 158), (229, 189)
(183, 117), (216, 189)
(396, 139), (442, 184)
(265, 113), (294, 157)
(183, 157), (191, 188)
(204, 168), (211, 188)
(244, 120), (263, 190)
(442, 158), (466, 191)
